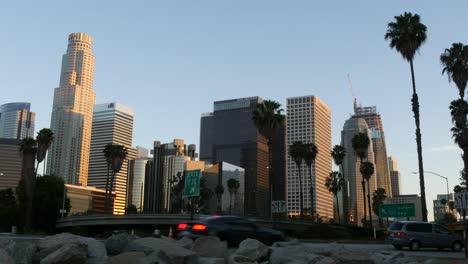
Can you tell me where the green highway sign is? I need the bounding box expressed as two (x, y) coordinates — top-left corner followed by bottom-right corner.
(184, 170), (201, 197)
(380, 203), (415, 218)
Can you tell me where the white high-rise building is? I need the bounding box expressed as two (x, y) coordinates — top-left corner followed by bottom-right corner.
(0, 103), (35, 140)
(286, 95), (333, 219)
(47, 33), (96, 185)
(87, 103), (136, 214)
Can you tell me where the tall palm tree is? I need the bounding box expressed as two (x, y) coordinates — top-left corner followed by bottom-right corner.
(385, 12), (428, 222)
(352, 133), (370, 227)
(227, 178), (240, 215)
(360, 161), (374, 230)
(331, 145), (346, 223)
(215, 184), (224, 214)
(440, 42), (468, 256)
(252, 100), (285, 216)
(289, 141), (305, 219)
(303, 143), (318, 221)
(103, 144), (128, 213)
(441, 43), (468, 183)
(372, 188), (387, 226)
(35, 129), (54, 174)
(325, 171), (344, 223)
(19, 137), (37, 231)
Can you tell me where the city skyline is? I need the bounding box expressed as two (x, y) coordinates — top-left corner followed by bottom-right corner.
(2, 2), (467, 221)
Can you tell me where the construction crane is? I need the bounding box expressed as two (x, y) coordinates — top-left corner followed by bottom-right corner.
(347, 73), (357, 110)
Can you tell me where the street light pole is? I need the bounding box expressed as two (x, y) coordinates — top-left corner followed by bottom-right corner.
(412, 170), (450, 202)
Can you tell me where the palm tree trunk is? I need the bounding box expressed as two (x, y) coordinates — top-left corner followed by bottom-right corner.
(335, 194), (340, 224)
(361, 180), (367, 227)
(267, 139), (273, 222)
(298, 165), (304, 219)
(410, 59), (428, 222)
(308, 167), (314, 222)
(217, 195), (222, 214)
(23, 152), (36, 232)
(104, 164), (110, 213)
(229, 193), (233, 215)
(366, 179), (373, 233)
(108, 170), (116, 214)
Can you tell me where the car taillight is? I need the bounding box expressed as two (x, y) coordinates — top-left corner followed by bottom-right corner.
(396, 232), (407, 237)
(177, 223), (188, 230)
(384, 231), (390, 236)
(192, 224), (207, 231)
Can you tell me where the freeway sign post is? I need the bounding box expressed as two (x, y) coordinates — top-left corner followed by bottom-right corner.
(184, 170), (201, 197)
(379, 203), (415, 218)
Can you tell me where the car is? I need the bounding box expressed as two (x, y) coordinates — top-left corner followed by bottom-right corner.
(176, 216), (285, 246)
(385, 221), (463, 251)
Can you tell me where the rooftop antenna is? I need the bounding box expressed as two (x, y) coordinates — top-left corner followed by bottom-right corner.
(347, 74), (357, 111)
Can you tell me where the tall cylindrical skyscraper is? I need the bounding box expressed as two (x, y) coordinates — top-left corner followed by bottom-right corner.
(47, 33), (96, 185)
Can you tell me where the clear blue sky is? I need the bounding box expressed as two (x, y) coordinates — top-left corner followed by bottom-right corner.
(2, 1), (467, 220)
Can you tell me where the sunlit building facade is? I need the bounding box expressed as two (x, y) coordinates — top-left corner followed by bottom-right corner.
(0, 103), (35, 140)
(286, 95), (333, 219)
(47, 33), (96, 185)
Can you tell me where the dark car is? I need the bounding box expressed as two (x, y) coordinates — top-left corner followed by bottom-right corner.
(385, 221), (463, 251)
(176, 216), (285, 246)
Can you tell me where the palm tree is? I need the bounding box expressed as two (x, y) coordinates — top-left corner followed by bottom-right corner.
(19, 137), (37, 231)
(385, 12), (428, 222)
(331, 145), (346, 223)
(227, 178), (240, 215)
(252, 100), (285, 216)
(289, 141), (305, 219)
(35, 129), (54, 174)
(372, 188), (387, 225)
(325, 171), (344, 223)
(360, 161), (374, 230)
(441, 43), (468, 184)
(352, 133), (370, 227)
(103, 144), (128, 213)
(303, 143), (318, 221)
(215, 184), (224, 214)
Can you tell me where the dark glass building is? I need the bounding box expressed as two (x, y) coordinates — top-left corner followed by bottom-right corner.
(199, 97), (286, 217)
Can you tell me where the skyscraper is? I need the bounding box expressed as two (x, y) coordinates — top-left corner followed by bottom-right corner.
(199, 97), (271, 217)
(126, 157), (151, 212)
(341, 117), (377, 226)
(47, 33), (96, 185)
(388, 156), (401, 197)
(286, 95), (333, 219)
(0, 103), (35, 139)
(0, 138), (22, 190)
(87, 103), (136, 214)
(353, 102), (392, 196)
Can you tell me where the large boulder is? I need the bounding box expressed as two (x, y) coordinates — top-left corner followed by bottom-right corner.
(269, 245), (324, 264)
(106, 233), (140, 255)
(107, 252), (145, 264)
(192, 236), (227, 258)
(37, 233), (107, 264)
(125, 237), (196, 263)
(176, 237), (193, 250)
(0, 237), (16, 255)
(271, 239), (301, 248)
(371, 251), (418, 264)
(234, 239), (268, 262)
(0, 248), (14, 264)
(12, 241), (37, 264)
(197, 257), (225, 264)
(228, 255), (258, 264)
(40, 243), (87, 264)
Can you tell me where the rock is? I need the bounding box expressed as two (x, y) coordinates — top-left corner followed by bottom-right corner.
(269, 245), (323, 264)
(107, 252), (145, 264)
(235, 239), (268, 262)
(12, 241), (37, 264)
(197, 257), (225, 264)
(36, 233), (107, 264)
(106, 233), (140, 255)
(176, 237), (193, 250)
(192, 236), (227, 258)
(228, 254), (258, 264)
(371, 251), (417, 264)
(315, 257), (336, 264)
(271, 239), (301, 248)
(40, 243), (87, 264)
(125, 237), (196, 263)
(0, 237), (16, 255)
(0, 248), (14, 264)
